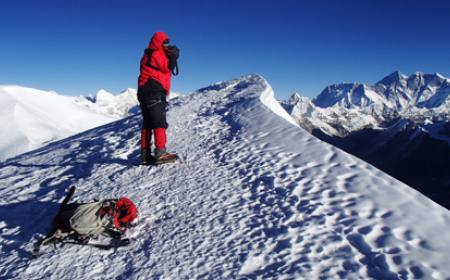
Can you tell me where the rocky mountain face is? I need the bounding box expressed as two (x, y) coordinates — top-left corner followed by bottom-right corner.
(284, 72), (450, 209)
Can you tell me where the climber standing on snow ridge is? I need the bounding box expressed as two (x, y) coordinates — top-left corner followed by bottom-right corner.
(137, 31), (179, 165)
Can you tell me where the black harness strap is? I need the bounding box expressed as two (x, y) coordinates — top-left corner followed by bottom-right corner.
(144, 49), (159, 71)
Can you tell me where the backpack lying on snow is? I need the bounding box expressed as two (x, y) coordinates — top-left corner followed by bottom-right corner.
(33, 186), (138, 256)
(56, 197), (138, 238)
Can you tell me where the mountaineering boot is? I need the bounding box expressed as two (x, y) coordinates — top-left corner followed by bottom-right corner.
(141, 148), (151, 165)
(154, 148), (178, 164)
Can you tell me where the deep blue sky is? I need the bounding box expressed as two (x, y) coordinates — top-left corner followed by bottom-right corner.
(1, 0), (449, 99)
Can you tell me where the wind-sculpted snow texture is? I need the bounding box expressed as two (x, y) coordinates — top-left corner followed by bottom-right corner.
(0, 75), (449, 279)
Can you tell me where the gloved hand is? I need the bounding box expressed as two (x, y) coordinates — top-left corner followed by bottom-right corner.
(166, 45), (180, 75)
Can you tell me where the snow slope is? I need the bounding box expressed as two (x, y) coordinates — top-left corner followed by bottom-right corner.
(1, 75), (449, 279)
(0, 85), (117, 161)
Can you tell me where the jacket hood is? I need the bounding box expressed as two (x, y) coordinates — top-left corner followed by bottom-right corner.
(148, 31), (169, 51)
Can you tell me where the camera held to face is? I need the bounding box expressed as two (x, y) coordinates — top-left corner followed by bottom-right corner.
(166, 45), (180, 60)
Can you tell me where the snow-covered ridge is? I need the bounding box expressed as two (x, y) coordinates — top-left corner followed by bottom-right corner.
(1, 74), (449, 279)
(259, 79), (299, 128)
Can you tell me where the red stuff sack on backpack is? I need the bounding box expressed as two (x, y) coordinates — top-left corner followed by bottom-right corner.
(113, 197), (138, 230)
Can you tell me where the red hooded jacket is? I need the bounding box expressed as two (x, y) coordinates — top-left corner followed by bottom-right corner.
(138, 32), (172, 94)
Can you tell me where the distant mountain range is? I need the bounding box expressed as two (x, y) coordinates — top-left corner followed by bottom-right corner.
(284, 71), (450, 209)
(74, 88), (139, 118)
(74, 89), (182, 118)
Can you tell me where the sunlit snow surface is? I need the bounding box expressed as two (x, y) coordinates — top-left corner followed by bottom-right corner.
(0, 86), (116, 161)
(0, 75), (449, 279)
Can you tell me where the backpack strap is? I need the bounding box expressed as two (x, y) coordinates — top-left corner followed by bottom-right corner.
(171, 61), (179, 76)
(97, 200), (116, 227)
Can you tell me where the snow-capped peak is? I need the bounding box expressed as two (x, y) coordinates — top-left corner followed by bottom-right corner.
(312, 82), (383, 109)
(377, 70), (408, 86)
(94, 89), (115, 103)
(289, 92), (302, 102)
